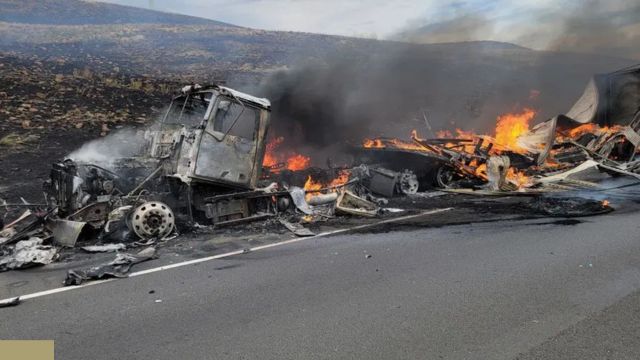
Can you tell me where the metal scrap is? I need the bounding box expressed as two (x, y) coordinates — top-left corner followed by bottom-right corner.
(48, 219), (86, 247)
(288, 187), (313, 215)
(63, 247), (156, 286)
(0, 237), (58, 272)
(306, 192), (339, 206)
(279, 219), (315, 237)
(0, 209), (49, 246)
(336, 190), (379, 217)
(81, 243), (127, 253)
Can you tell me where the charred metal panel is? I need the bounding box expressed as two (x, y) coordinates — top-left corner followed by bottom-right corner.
(174, 129), (200, 179)
(204, 199), (249, 222)
(194, 134), (256, 188)
(150, 125), (184, 159)
(149, 85), (272, 191)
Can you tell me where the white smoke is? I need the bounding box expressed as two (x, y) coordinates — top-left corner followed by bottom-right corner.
(66, 128), (145, 167)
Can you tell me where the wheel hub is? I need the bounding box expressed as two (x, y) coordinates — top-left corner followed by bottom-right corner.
(129, 201), (175, 240)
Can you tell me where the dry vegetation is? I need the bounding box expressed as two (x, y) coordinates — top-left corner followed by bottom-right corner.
(0, 52), (180, 135)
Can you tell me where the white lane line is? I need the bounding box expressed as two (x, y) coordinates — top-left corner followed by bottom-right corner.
(3, 208), (452, 303)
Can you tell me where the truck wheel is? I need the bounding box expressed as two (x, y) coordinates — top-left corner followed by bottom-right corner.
(435, 166), (456, 188)
(129, 201), (175, 240)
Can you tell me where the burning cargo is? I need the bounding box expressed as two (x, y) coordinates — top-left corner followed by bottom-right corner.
(351, 65), (640, 194)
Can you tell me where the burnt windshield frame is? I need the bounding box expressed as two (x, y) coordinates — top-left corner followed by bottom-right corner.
(207, 95), (259, 142)
(161, 92), (214, 127)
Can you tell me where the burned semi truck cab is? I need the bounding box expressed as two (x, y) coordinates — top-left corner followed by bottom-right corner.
(153, 85), (271, 189)
(45, 84), (275, 237)
(155, 85), (271, 222)
(151, 84), (272, 222)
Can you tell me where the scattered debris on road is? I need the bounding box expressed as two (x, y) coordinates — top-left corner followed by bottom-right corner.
(0, 296), (21, 308)
(0, 237), (58, 272)
(81, 243), (127, 253)
(63, 247), (156, 286)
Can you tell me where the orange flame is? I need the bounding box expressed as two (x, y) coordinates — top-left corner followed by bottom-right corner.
(303, 175), (323, 193)
(474, 163), (487, 178)
(564, 123), (623, 139)
(363, 138), (384, 148)
(303, 170), (351, 200)
(329, 170), (351, 188)
(365, 108), (536, 155)
(362, 136), (426, 152)
(359, 106), (539, 189)
(567, 123), (600, 138)
(436, 130), (453, 138)
(263, 136), (284, 168)
(506, 168), (531, 187)
(263, 136), (312, 171)
(494, 108), (535, 152)
(286, 154), (311, 171)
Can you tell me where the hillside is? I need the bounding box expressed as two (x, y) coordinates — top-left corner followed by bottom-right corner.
(0, 0), (235, 26)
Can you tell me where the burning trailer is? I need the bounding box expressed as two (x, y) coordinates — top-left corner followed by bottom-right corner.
(351, 65), (640, 196)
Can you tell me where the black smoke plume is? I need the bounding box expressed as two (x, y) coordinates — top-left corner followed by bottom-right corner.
(256, 43), (633, 165)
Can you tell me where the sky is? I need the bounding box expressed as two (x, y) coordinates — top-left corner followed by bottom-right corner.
(103, 0), (554, 39)
(103, 0), (640, 55)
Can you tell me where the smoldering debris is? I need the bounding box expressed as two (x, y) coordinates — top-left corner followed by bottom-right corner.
(279, 219), (315, 237)
(0, 237), (58, 272)
(528, 197), (614, 218)
(0, 209), (49, 247)
(350, 65), (640, 199)
(81, 243), (127, 253)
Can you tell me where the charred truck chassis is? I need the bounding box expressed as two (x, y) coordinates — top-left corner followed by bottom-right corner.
(44, 85), (289, 239)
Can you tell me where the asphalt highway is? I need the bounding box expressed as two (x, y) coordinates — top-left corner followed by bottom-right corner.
(2, 210), (640, 359)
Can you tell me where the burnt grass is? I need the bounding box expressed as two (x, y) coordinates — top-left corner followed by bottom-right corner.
(0, 52), (180, 202)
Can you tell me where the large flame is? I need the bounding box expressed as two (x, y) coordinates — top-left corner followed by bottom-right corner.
(304, 170), (351, 200)
(360, 107), (539, 189)
(434, 109), (535, 153)
(286, 154), (311, 171)
(494, 108), (536, 152)
(263, 136), (311, 171)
